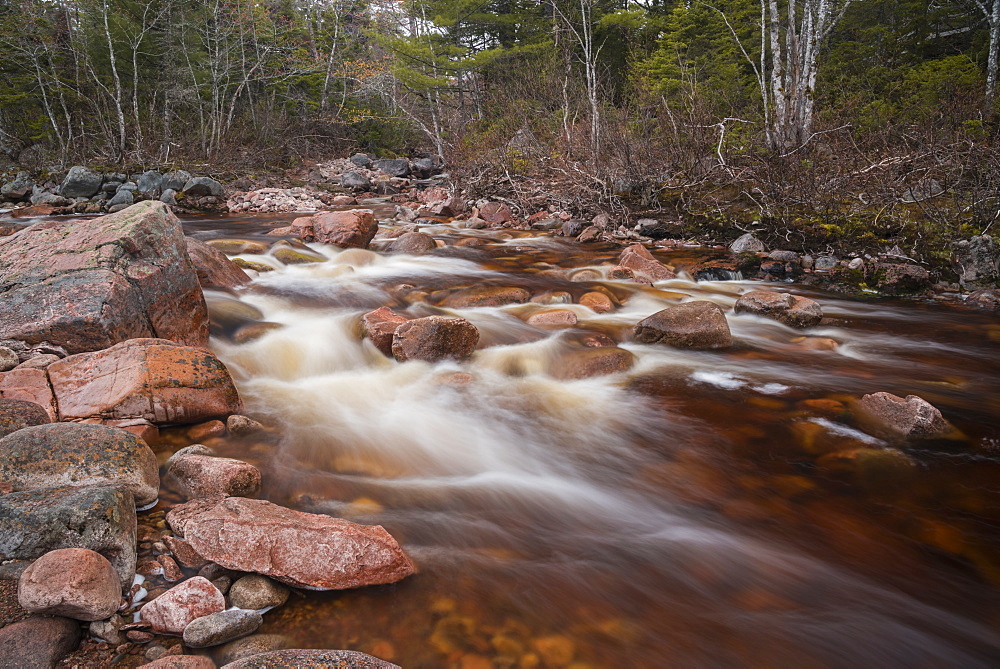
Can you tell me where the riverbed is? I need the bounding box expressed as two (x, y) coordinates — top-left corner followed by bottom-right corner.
(176, 209), (1000, 668)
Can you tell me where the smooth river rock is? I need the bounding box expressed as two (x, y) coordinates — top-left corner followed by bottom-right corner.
(47, 338), (243, 424)
(166, 497), (416, 591)
(733, 290), (823, 328)
(0, 422), (159, 505)
(0, 200), (209, 354)
(18, 547), (122, 621)
(167, 454), (261, 499)
(221, 649), (401, 669)
(227, 575), (289, 610)
(140, 576), (225, 635)
(633, 301), (732, 349)
(0, 485), (136, 585)
(441, 285), (531, 308)
(0, 615), (82, 668)
(183, 608), (263, 648)
(392, 316), (480, 363)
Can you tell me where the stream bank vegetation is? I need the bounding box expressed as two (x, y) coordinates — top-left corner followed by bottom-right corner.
(1, 0), (999, 275)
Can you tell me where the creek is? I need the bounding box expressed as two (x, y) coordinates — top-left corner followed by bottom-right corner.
(180, 208), (1000, 668)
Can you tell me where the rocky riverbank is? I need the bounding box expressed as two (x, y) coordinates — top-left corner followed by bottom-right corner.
(0, 201), (413, 668)
(2, 156), (997, 308)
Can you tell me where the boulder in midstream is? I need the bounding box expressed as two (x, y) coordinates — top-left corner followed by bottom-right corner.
(633, 301), (732, 350)
(733, 290), (823, 328)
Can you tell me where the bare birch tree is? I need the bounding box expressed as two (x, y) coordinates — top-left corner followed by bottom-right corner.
(708, 0), (854, 153)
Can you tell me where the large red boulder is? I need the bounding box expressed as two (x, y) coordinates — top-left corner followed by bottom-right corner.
(312, 210), (378, 248)
(47, 338), (242, 424)
(391, 316), (480, 363)
(166, 497), (416, 591)
(0, 201), (208, 353)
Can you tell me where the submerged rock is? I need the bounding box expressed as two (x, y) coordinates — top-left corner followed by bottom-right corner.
(441, 286), (531, 308)
(633, 301), (732, 350)
(18, 547), (122, 621)
(0, 422), (159, 506)
(166, 497), (416, 591)
(228, 575), (289, 611)
(550, 347), (635, 380)
(0, 200), (209, 353)
(733, 290), (823, 328)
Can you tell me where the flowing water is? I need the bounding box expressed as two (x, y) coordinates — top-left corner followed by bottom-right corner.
(181, 209), (1000, 668)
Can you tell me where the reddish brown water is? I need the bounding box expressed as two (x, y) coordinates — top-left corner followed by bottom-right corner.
(182, 210), (1000, 668)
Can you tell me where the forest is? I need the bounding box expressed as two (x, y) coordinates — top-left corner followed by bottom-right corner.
(1, 0), (999, 250)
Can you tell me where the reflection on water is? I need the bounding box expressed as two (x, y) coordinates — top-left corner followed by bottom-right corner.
(198, 213), (1000, 668)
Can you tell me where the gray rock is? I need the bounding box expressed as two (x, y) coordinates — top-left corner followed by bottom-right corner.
(0, 346), (18, 372)
(373, 158), (410, 177)
(349, 153), (372, 168)
(228, 575), (290, 610)
(30, 188), (71, 207)
(768, 250), (800, 263)
(530, 218), (563, 231)
(0, 398), (50, 439)
(119, 181), (138, 192)
(0, 616), (82, 669)
(89, 614), (125, 645)
(226, 415), (265, 437)
(341, 172), (371, 191)
(412, 157), (436, 176)
(162, 170), (191, 192)
(166, 444), (216, 468)
(954, 235), (999, 288)
(814, 255), (838, 271)
(183, 177), (224, 197)
(0, 422), (159, 505)
(730, 232), (766, 253)
(0, 485), (137, 585)
(183, 608), (263, 648)
(1, 172), (33, 201)
(160, 188), (178, 205)
(107, 188), (134, 208)
(136, 170), (164, 196)
(221, 650), (400, 669)
(59, 166), (103, 198)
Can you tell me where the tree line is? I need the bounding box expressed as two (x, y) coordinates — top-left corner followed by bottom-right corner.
(1, 0), (998, 235)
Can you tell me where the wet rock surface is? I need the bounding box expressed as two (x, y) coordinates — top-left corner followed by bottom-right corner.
(168, 454), (262, 499)
(47, 338), (242, 424)
(183, 608), (263, 648)
(633, 301), (732, 349)
(857, 392), (951, 439)
(392, 316), (480, 363)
